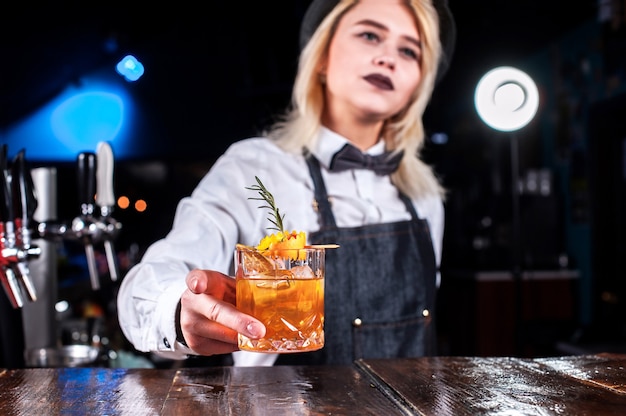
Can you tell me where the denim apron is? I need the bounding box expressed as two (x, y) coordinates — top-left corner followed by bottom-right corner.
(276, 155), (437, 365)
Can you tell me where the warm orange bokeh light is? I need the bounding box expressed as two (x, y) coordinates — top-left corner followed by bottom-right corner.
(135, 199), (147, 212)
(118, 196), (130, 209)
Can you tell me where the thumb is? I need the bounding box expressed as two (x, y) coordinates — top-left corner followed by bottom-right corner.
(186, 269), (210, 294)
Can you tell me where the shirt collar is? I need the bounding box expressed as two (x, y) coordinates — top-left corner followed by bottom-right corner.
(309, 127), (385, 170)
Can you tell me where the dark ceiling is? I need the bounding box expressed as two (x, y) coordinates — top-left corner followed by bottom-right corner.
(0, 1), (600, 160)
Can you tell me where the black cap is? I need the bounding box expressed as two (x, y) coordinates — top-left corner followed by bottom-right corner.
(299, 0), (456, 82)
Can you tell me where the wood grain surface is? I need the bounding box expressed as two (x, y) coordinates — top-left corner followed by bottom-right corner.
(1, 354), (624, 415)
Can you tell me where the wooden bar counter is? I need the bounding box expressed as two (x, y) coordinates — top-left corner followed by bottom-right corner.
(1, 353), (624, 415)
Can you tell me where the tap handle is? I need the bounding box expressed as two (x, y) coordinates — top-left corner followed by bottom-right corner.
(96, 142), (120, 281)
(77, 152), (97, 216)
(0, 145), (11, 225)
(96, 142), (115, 211)
(12, 149), (38, 238)
(76, 152), (100, 290)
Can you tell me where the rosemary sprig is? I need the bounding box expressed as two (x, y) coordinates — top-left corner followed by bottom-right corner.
(246, 176), (285, 233)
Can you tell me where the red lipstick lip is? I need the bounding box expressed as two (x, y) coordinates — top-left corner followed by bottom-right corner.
(363, 73), (394, 90)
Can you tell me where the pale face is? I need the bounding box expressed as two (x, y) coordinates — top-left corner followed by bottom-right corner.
(322, 0), (422, 125)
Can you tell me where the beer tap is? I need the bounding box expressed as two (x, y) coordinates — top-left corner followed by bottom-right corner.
(0, 146), (23, 308)
(96, 142), (120, 282)
(10, 150), (39, 301)
(73, 152), (101, 290)
(64, 143), (121, 290)
(0, 142), (122, 297)
(0, 147), (41, 308)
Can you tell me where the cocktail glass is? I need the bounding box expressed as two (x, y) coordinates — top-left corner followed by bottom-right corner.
(235, 246), (325, 353)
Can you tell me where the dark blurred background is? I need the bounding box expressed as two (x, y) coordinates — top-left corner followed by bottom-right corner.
(1, 1), (625, 367)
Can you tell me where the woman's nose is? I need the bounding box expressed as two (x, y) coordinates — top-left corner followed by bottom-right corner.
(373, 55), (395, 69)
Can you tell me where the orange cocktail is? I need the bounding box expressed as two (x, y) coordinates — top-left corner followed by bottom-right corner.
(235, 246), (325, 353)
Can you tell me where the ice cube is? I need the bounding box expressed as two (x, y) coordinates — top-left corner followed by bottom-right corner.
(290, 265), (315, 278)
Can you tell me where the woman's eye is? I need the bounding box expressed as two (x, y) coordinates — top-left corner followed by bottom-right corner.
(359, 31), (380, 42)
(400, 47), (420, 61)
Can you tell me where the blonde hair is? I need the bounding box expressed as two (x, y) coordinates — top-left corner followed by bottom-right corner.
(267, 0), (445, 200)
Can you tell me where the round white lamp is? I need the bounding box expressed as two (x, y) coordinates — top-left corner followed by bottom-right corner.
(474, 66), (539, 132)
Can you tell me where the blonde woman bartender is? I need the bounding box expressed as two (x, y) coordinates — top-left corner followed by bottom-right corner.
(117, 0), (456, 366)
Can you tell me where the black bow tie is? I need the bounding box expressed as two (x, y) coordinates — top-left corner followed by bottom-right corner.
(329, 144), (404, 175)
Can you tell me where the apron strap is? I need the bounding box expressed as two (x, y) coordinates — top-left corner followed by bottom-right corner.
(399, 193), (419, 221)
(305, 152), (338, 228)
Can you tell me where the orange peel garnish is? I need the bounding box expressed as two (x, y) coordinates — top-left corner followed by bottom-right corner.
(256, 230), (307, 260)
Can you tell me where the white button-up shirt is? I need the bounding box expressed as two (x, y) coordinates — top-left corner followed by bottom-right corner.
(117, 127), (444, 366)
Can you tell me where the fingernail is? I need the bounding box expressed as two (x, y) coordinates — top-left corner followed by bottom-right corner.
(246, 322), (264, 338)
(189, 277), (198, 293)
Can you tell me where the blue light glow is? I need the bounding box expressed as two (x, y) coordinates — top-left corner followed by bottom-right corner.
(51, 92), (124, 146)
(2, 67), (138, 161)
(116, 55), (144, 82)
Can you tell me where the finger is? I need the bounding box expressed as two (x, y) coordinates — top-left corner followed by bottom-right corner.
(179, 287), (266, 352)
(188, 316), (239, 343)
(182, 314), (239, 354)
(195, 298), (265, 341)
(186, 270), (235, 303)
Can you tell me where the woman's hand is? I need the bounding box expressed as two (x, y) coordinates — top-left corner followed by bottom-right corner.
(178, 269), (266, 355)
